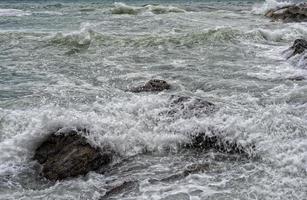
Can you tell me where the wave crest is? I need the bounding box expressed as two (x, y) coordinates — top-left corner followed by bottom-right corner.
(45, 27), (293, 53)
(252, 0), (292, 15)
(111, 2), (186, 15)
(48, 24), (94, 50)
(0, 9), (31, 17)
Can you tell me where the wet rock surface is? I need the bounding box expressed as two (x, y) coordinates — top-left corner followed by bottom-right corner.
(33, 128), (112, 181)
(129, 79), (171, 93)
(187, 131), (253, 157)
(265, 3), (307, 23)
(287, 39), (307, 58)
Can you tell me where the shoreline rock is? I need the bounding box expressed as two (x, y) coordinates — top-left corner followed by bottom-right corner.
(287, 76), (305, 81)
(287, 39), (307, 59)
(265, 3), (307, 23)
(33, 128), (112, 181)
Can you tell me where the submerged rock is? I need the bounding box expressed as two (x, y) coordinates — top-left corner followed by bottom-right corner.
(166, 96), (216, 117)
(100, 180), (139, 199)
(265, 3), (307, 23)
(187, 131), (254, 157)
(129, 79), (171, 93)
(160, 97), (253, 156)
(149, 163), (210, 184)
(161, 193), (190, 200)
(33, 128), (112, 181)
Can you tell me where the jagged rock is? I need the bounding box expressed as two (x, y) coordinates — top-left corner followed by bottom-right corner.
(33, 128), (112, 181)
(186, 130), (254, 157)
(288, 39), (307, 58)
(129, 79), (171, 93)
(265, 3), (307, 23)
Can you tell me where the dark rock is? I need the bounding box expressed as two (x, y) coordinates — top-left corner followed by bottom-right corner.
(287, 39), (307, 58)
(265, 3), (307, 23)
(186, 130), (254, 157)
(129, 79), (171, 93)
(287, 76), (305, 81)
(33, 128), (112, 181)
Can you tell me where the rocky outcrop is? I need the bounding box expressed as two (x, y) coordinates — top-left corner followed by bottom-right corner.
(265, 3), (307, 22)
(287, 39), (307, 58)
(33, 128), (112, 181)
(129, 79), (171, 93)
(186, 131), (254, 157)
(287, 76), (305, 81)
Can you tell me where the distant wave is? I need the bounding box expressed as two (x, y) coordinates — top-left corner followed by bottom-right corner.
(0, 9), (31, 17)
(1, 21), (306, 51)
(111, 2), (186, 15)
(44, 24), (307, 52)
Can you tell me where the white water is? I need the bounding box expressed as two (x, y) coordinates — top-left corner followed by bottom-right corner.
(0, 9), (31, 17)
(0, 0), (307, 199)
(252, 0), (292, 14)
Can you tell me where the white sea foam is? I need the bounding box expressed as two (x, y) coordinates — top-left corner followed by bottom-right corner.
(34, 11), (63, 16)
(1, 1), (307, 199)
(111, 2), (185, 15)
(252, 0), (292, 15)
(0, 9), (31, 17)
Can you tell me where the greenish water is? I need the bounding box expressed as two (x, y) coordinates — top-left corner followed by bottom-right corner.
(0, 0), (306, 199)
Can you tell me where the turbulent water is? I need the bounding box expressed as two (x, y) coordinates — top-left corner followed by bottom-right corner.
(0, 0), (307, 199)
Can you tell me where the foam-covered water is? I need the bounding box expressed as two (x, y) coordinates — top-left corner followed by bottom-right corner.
(0, 8), (31, 17)
(0, 0), (307, 199)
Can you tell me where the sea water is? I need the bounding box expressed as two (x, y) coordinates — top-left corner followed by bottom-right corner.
(0, 0), (306, 199)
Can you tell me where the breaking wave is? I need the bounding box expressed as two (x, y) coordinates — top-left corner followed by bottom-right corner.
(46, 27), (263, 50)
(34, 11), (63, 16)
(0, 9), (31, 17)
(111, 2), (186, 15)
(45, 25), (307, 52)
(252, 0), (292, 15)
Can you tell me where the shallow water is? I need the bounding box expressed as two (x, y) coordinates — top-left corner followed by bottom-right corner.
(0, 0), (307, 199)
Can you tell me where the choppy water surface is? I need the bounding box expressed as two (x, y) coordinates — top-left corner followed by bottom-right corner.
(0, 0), (307, 199)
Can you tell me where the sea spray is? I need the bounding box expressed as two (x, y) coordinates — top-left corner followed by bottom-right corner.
(0, 0), (306, 199)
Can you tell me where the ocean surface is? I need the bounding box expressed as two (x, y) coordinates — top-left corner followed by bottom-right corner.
(0, 0), (307, 199)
